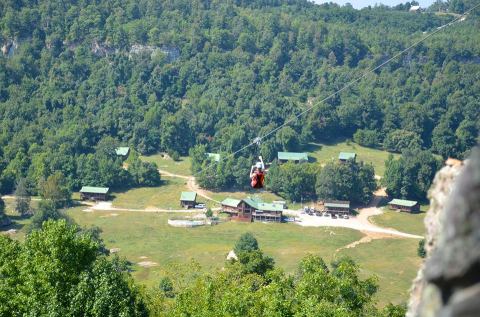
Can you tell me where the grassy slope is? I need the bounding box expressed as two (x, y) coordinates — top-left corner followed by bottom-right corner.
(2, 204), (422, 307)
(1, 197), (39, 241)
(66, 208), (360, 280)
(305, 141), (399, 176)
(338, 238), (422, 306)
(370, 209), (427, 236)
(111, 178), (190, 210)
(140, 154), (192, 176)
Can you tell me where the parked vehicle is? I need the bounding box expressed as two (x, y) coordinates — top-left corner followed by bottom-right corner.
(324, 213), (330, 217)
(343, 215), (350, 219)
(331, 215), (337, 219)
(195, 203), (206, 209)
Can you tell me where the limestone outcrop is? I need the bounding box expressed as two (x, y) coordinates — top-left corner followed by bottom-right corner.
(408, 148), (480, 317)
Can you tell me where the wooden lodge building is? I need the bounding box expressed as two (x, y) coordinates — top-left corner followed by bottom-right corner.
(278, 152), (308, 164)
(338, 152), (356, 163)
(221, 197), (283, 222)
(80, 186), (110, 201)
(324, 200), (350, 215)
(180, 191), (197, 208)
(388, 199), (420, 213)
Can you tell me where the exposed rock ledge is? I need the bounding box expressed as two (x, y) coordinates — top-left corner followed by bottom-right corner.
(408, 148), (480, 317)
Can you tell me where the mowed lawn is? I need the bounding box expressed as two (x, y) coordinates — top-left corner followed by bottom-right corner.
(65, 208), (421, 306)
(66, 209), (360, 280)
(338, 238), (422, 306)
(140, 154), (192, 176)
(305, 141), (399, 176)
(111, 178), (189, 210)
(0, 197), (39, 241)
(370, 208), (427, 236)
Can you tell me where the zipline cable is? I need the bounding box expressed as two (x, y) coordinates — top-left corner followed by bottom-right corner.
(190, 4), (480, 180)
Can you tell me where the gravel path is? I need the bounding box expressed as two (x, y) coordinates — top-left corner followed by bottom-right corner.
(157, 169), (221, 203)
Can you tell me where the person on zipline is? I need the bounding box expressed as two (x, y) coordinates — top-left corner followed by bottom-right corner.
(250, 156), (265, 189)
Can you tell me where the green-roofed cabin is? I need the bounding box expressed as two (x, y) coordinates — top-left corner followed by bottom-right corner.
(115, 147), (130, 157)
(324, 200), (350, 214)
(277, 152), (308, 164)
(180, 191), (197, 209)
(206, 153), (220, 162)
(338, 152), (356, 163)
(80, 186), (110, 201)
(388, 199), (420, 213)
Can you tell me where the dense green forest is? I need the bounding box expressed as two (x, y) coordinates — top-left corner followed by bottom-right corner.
(0, 0), (479, 195)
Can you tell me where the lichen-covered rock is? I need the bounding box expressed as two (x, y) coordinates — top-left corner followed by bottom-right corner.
(408, 147), (480, 317)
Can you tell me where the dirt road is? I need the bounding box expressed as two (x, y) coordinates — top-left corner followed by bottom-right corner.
(294, 188), (422, 240)
(157, 169), (220, 204)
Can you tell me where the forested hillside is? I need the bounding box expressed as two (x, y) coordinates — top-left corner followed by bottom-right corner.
(1, 0), (479, 194)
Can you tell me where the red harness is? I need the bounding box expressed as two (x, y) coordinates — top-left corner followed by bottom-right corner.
(251, 171), (265, 188)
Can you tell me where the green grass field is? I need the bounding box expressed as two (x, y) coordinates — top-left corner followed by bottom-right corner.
(112, 178), (189, 210)
(66, 209), (361, 277)
(62, 208), (420, 306)
(338, 238), (421, 306)
(305, 141), (399, 176)
(370, 208), (426, 236)
(1, 197), (40, 241)
(140, 154), (192, 176)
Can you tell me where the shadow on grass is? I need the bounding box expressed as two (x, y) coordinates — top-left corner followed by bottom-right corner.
(0, 219), (25, 232)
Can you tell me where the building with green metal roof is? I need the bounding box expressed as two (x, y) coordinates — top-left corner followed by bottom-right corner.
(206, 153), (221, 162)
(221, 198), (241, 208)
(180, 191), (197, 208)
(338, 152), (357, 162)
(221, 196), (283, 223)
(115, 147), (130, 157)
(388, 198), (420, 213)
(80, 186), (110, 201)
(277, 152), (308, 163)
(324, 200), (350, 214)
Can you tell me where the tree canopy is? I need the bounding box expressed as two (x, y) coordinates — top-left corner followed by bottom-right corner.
(0, 0), (478, 194)
(0, 220), (147, 316)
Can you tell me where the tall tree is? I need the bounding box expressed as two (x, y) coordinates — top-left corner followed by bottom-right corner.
(15, 177), (31, 216)
(38, 172), (71, 208)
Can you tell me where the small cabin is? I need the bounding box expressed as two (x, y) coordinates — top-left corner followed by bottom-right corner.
(115, 147), (130, 158)
(278, 152), (308, 164)
(388, 199), (420, 213)
(338, 152), (356, 163)
(409, 5), (421, 13)
(206, 153), (221, 162)
(80, 186), (110, 201)
(180, 191), (197, 209)
(324, 200), (350, 215)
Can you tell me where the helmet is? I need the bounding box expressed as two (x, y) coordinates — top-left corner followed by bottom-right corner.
(255, 162), (263, 169)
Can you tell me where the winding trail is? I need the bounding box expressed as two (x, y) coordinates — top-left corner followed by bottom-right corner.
(157, 169), (220, 203)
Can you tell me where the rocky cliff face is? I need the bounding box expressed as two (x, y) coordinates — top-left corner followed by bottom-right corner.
(408, 148), (480, 317)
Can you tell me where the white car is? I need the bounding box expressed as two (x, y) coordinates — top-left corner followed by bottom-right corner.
(194, 204), (206, 209)
(343, 214), (350, 219)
